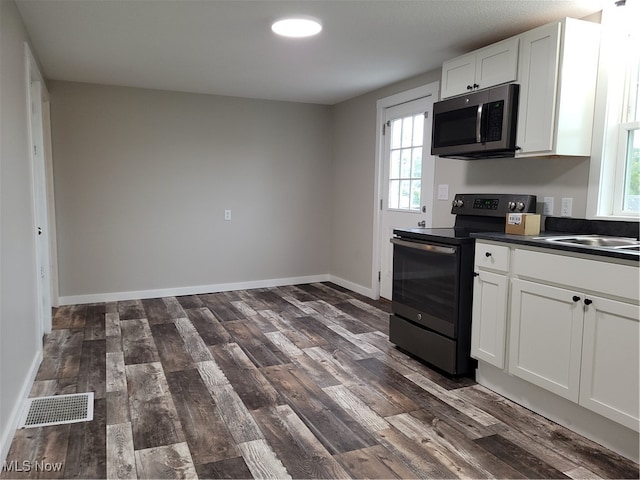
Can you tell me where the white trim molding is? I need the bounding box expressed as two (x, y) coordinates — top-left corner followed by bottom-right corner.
(59, 274), (332, 305)
(328, 275), (376, 299)
(0, 349), (42, 466)
(58, 274), (377, 305)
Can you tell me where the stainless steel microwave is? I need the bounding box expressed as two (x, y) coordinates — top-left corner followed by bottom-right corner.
(431, 83), (519, 159)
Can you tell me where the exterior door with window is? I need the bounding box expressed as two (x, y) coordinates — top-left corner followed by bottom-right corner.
(379, 96), (435, 299)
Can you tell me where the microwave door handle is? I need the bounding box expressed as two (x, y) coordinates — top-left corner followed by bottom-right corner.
(476, 103), (483, 143)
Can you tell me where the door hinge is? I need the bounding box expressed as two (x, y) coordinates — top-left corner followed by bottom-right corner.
(380, 198), (383, 210)
(382, 120), (391, 135)
(424, 111), (429, 119)
(378, 271), (381, 282)
(33, 145), (37, 156)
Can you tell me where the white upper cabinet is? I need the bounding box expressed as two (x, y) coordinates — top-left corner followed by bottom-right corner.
(439, 17), (601, 157)
(441, 37), (519, 99)
(516, 18), (601, 156)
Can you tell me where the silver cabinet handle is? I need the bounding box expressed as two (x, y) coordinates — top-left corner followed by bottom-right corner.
(390, 238), (456, 255)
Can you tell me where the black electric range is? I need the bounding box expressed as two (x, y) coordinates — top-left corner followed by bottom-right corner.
(389, 193), (537, 376)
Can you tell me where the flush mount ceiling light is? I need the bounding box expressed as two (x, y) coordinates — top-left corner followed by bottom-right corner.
(271, 17), (322, 38)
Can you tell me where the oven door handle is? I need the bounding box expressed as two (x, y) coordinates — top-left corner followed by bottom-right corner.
(390, 238), (456, 255)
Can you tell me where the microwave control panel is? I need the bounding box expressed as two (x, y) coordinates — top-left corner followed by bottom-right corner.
(486, 101), (504, 142)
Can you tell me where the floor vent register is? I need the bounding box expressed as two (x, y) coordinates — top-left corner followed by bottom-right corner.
(19, 393), (94, 428)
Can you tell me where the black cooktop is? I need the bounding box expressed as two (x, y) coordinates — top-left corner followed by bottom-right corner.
(393, 193), (538, 246)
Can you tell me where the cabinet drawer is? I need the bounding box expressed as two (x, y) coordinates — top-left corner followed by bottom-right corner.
(514, 249), (639, 302)
(475, 242), (510, 272)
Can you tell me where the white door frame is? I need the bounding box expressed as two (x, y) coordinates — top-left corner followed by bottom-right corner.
(371, 81), (439, 299)
(25, 43), (58, 335)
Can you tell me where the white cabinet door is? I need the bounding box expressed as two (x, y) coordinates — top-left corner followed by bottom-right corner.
(580, 296), (640, 432)
(516, 19), (600, 156)
(441, 53), (476, 99)
(509, 278), (584, 402)
(471, 270), (508, 368)
(440, 38), (519, 99)
(475, 37), (519, 92)
(516, 22), (561, 154)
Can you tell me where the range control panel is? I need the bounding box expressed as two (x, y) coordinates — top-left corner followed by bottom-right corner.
(451, 193), (537, 217)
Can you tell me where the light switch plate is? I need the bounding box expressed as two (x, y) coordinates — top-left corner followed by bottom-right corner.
(224, 210), (231, 221)
(437, 184), (449, 200)
(543, 197), (554, 216)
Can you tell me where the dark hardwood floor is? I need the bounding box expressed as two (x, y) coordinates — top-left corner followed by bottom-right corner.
(2, 282), (638, 479)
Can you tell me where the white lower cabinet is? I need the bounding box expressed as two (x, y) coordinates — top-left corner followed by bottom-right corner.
(471, 242), (510, 369)
(471, 241), (639, 432)
(508, 278), (584, 402)
(580, 296), (639, 431)
(471, 271), (508, 369)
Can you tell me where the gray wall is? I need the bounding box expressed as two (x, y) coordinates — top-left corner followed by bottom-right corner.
(49, 82), (333, 298)
(0, 0), (42, 460)
(330, 71), (591, 291)
(50, 68), (590, 300)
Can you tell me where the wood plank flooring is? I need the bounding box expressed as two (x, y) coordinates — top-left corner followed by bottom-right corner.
(2, 282), (638, 479)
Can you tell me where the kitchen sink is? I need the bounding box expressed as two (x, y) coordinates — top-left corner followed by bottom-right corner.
(534, 235), (640, 252)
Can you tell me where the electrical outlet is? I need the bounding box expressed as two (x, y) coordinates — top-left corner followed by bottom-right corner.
(224, 209), (231, 221)
(437, 184), (449, 200)
(543, 197), (554, 216)
(561, 198), (572, 217)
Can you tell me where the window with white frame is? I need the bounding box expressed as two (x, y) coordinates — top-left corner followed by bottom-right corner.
(592, 2), (640, 218)
(615, 55), (639, 214)
(387, 114), (424, 211)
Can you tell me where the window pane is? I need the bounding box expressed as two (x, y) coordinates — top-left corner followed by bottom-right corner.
(387, 110), (428, 212)
(388, 180), (399, 209)
(413, 114), (424, 146)
(401, 117), (413, 148)
(400, 149), (411, 178)
(411, 148), (423, 178)
(399, 180), (410, 209)
(410, 180), (421, 211)
(390, 150), (400, 179)
(623, 128), (640, 212)
(391, 119), (402, 149)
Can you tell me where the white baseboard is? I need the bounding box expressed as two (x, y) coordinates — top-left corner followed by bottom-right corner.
(0, 348), (42, 466)
(58, 274), (335, 305)
(328, 275), (376, 299)
(58, 274), (376, 306)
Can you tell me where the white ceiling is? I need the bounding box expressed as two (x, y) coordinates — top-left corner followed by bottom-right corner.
(16, 0), (606, 105)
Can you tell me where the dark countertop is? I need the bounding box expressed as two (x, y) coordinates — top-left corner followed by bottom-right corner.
(471, 231), (639, 262)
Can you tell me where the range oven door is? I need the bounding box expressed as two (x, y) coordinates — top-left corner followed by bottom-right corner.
(390, 237), (460, 339)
